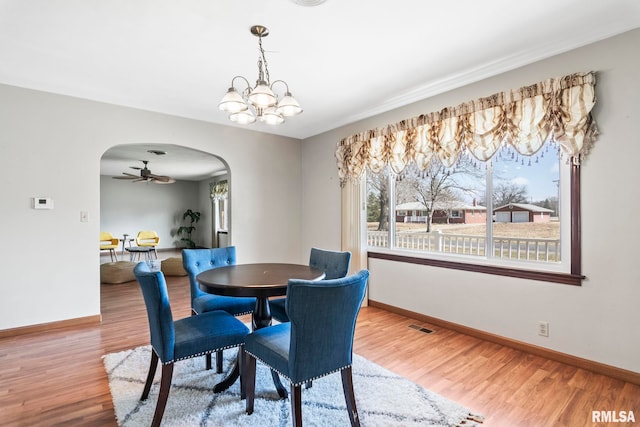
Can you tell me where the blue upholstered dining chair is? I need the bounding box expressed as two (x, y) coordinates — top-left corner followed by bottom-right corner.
(182, 247), (255, 372)
(270, 247), (352, 323)
(133, 262), (250, 427)
(243, 270), (369, 427)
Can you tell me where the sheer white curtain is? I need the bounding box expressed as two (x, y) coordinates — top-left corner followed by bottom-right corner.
(340, 174), (368, 305)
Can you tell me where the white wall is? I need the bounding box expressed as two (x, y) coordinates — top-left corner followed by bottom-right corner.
(300, 29), (640, 373)
(0, 86), (303, 330)
(100, 177), (200, 250)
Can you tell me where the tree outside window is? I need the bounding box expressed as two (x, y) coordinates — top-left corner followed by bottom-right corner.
(368, 144), (562, 265)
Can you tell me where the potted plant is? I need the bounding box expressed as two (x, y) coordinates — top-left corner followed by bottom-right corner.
(178, 209), (201, 248)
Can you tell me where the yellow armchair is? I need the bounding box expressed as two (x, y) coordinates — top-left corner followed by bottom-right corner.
(136, 230), (160, 259)
(100, 231), (119, 262)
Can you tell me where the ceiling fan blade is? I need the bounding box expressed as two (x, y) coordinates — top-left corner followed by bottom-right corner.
(113, 172), (138, 180)
(148, 173), (175, 184)
(152, 177), (176, 184)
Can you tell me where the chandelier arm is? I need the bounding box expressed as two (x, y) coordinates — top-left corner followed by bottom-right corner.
(270, 79), (290, 94)
(230, 75), (252, 93)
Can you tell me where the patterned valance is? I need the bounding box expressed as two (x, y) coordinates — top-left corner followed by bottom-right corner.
(210, 180), (228, 200)
(336, 72), (598, 185)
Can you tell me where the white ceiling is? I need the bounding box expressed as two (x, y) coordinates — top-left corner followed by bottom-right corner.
(101, 143), (227, 182)
(2, 0), (639, 180)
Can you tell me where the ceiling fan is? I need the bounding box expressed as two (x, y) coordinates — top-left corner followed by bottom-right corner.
(112, 160), (176, 184)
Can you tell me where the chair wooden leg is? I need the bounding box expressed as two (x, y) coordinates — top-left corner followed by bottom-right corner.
(203, 343), (223, 373)
(239, 347), (245, 400)
(216, 349), (223, 373)
(141, 351), (159, 400)
(244, 351), (257, 415)
(151, 363), (174, 427)
(341, 366), (360, 427)
(290, 383), (303, 427)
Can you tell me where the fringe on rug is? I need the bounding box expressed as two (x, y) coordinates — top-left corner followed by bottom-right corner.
(457, 412), (485, 426)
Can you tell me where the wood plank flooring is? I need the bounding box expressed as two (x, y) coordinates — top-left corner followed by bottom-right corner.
(1, 271), (638, 426)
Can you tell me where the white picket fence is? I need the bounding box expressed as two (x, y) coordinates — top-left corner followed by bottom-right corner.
(367, 231), (560, 262)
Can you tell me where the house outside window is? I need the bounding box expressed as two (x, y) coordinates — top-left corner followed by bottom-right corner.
(367, 143), (566, 270)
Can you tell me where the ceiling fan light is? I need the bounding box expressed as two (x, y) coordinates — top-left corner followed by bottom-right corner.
(248, 81), (276, 108)
(218, 88), (248, 113)
(230, 109), (256, 125)
(262, 107), (284, 125)
(276, 92), (303, 116)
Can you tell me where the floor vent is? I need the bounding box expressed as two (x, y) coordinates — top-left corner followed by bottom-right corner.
(409, 324), (434, 334)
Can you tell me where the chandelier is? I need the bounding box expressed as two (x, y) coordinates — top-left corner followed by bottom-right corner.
(218, 25), (303, 125)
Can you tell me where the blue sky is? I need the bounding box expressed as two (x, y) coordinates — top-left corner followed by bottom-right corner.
(494, 147), (560, 202)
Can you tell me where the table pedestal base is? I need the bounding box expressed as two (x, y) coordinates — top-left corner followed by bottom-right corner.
(213, 355), (240, 393)
(198, 263), (325, 400)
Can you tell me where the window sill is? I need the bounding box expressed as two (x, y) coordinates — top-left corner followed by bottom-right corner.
(368, 251), (584, 286)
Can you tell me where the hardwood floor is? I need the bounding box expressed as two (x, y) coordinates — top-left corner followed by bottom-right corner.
(1, 268), (638, 426)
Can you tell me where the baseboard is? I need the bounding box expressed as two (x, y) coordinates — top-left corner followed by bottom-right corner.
(0, 315), (102, 338)
(368, 299), (640, 386)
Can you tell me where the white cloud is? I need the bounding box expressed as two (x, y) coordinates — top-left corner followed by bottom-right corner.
(512, 176), (529, 186)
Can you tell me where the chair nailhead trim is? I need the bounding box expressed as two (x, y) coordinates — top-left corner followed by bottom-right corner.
(161, 344), (243, 365)
(244, 350), (352, 387)
(235, 310), (253, 316)
(193, 310), (253, 316)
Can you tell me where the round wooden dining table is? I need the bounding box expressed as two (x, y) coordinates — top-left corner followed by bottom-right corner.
(196, 263), (325, 397)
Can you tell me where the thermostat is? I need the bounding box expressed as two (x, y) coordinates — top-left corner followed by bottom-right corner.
(32, 197), (54, 209)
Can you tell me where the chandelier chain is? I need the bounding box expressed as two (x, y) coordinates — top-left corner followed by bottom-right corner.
(257, 35), (270, 85)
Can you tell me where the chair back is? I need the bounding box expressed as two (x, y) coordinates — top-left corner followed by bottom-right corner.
(285, 269), (368, 383)
(182, 247), (237, 303)
(136, 230), (160, 247)
(309, 247), (351, 279)
(100, 231), (118, 248)
(134, 262), (175, 363)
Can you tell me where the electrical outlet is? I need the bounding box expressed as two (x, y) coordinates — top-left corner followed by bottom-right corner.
(537, 321), (549, 337)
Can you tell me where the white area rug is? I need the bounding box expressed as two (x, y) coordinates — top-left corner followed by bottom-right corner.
(103, 346), (483, 427)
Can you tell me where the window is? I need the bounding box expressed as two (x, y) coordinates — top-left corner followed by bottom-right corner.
(366, 142), (581, 285)
(340, 72), (594, 286)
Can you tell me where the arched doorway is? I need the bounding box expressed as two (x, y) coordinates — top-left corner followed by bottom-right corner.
(100, 143), (230, 259)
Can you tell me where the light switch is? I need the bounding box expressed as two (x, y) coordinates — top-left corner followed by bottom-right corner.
(80, 211), (89, 222)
